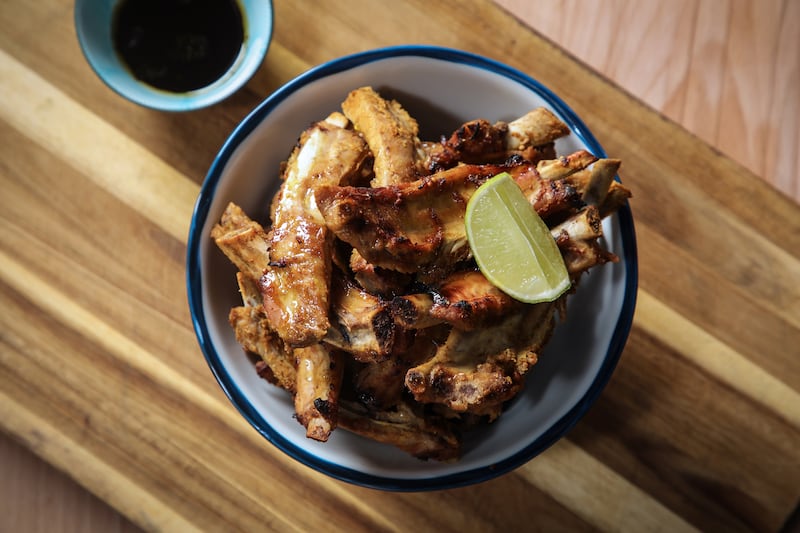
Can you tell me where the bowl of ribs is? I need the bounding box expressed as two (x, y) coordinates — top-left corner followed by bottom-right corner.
(187, 45), (638, 490)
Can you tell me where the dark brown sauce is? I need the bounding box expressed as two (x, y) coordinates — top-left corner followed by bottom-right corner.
(113, 0), (245, 93)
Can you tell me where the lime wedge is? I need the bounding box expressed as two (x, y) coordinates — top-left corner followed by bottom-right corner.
(465, 172), (571, 303)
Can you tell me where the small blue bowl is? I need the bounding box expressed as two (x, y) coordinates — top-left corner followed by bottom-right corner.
(75, 0), (273, 111)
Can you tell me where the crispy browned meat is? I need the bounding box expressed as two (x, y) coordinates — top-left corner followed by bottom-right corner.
(405, 301), (558, 417)
(228, 305), (296, 393)
(563, 159), (631, 217)
(506, 107), (572, 151)
(558, 236), (616, 278)
(424, 118), (507, 172)
(535, 150), (599, 181)
(211, 202), (272, 282)
(351, 358), (409, 409)
(323, 271), (401, 363)
(342, 87), (425, 186)
(316, 156), (599, 276)
(317, 160), (535, 273)
(262, 114), (370, 347)
(349, 249), (412, 296)
(387, 293), (441, 330)
(551, 205), (603, 242)
(391, 270), (522, 331)
(550, 206), (618, 277)
(294, 343), (344, 442)
(598, 183), (632, 218)
(351, 326), (444, 409)
(525, 174), (584, 222)
(315, 162), (510, 275)
(235, 271), (262, 308)
(566, 159), (621, 206)
(429, 270), (522, 327)
(424, 107), (570, 172)
(338, 400), (461, 461)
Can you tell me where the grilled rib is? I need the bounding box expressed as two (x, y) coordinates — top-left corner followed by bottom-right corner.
(405, 301), (558, 416)
(323, 271), (401, 363)
(391, 270), (522, 331)
(423, 107), (570, 172)
(506, 107), (572, 151)
(563, 159), (631, 217)
(228, 305), (296, 393)
(262, 113), (370, 347)
(211, 202), (272, 282)
(338, 400), (461, 461)
(316, 156), (598, 275)
(316, 162), (507, 274)
(294, 343), (344, 442)
(342, 86), (425, 186)
(351, 326), (445, 409)
(349, 249), (412, 297)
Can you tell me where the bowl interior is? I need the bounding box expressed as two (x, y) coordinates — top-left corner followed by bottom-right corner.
(74, 0), (273, 111)
(188, 47), (637, 490)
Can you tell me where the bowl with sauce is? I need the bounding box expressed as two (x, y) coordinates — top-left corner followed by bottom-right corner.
(75, 0), (273, 111)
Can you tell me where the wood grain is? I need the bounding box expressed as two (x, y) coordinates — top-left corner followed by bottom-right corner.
(0, 435), (141, 533)
(497, 0), (800, 203)
(0, 1), (798, 532)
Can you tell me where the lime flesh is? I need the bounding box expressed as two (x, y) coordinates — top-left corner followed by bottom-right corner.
(465, 172), (570, 303)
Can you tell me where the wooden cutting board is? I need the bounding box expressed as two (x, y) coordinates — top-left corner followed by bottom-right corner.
(1, 0), (798, 531)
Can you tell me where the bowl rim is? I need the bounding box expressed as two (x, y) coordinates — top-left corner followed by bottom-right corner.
(73, 0), (274, 112)
(186, 44), (638, 491)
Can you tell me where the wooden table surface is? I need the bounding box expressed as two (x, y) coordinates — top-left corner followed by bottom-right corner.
(1, 1), (798, 532)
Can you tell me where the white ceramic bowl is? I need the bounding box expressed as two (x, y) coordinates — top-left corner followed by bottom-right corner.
(187, 46), (638, 490)
(74, 0), (273, 111)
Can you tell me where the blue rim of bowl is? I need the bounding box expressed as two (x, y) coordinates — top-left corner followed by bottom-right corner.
(73, 0), (274, 112)
(186, 45), (638, 491)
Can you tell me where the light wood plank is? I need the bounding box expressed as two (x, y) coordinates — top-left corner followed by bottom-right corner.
(518, 438), (698, 532)
(0, 433), (142, 533)
(497, 0), (800, 203)
(0, 49), (197, 242)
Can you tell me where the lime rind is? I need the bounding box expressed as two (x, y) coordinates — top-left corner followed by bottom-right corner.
(465, 173), (571, 304)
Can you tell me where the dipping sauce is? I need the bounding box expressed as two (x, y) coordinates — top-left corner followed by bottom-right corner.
(113, 0), (245, 93)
